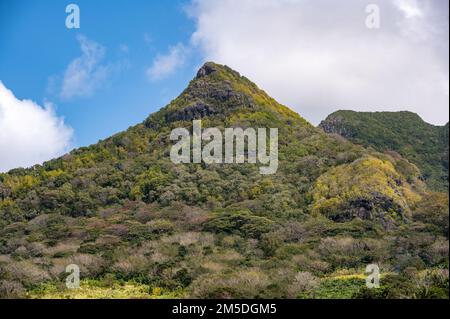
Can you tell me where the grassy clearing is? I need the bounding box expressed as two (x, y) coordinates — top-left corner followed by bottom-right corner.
(27, 280), (182, 299)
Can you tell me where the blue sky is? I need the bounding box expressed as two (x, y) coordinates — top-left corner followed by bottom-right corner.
(0, 0), (448, 172)
(0, 0), (201, 148)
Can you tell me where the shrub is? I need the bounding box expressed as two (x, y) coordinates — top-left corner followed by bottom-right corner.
(0, 280), (25, 298)
(147, 219), (175, 235)
(203, 211), (275, 239)
(292, 254), (331, 275)
(112, 254), (149, 279)
(287, 272), (319, 298)
(318, 237), (383, 269)
(4, 261), (50, 287)
(189, 269), (270, 298)
(49, 254), (106, 279)
(259, 232), (283, 257)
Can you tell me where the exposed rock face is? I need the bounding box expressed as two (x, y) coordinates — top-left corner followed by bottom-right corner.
(0, 185), (12, 200)
(161, 81), (256, 125)
(145, 63), (259, 128)
(187, 80), (251, 105)
(196, 62), (218, 78)
(326, 193), (403, 227)
(351, 194), (402, 226)
(166, 102), (217, 122)
(319, 115), (355, 138)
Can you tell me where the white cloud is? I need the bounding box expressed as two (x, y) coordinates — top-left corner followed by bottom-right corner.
(147, 43), (189, 81)
(0, 81), (73, 172)
(395, 0), (423, 19)
(188, 0), (449, 125)
(60, 35), (109, 99)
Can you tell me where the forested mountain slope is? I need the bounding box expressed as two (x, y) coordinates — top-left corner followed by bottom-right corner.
(0, 63), (448, 299)
(319, 110), (449, 191)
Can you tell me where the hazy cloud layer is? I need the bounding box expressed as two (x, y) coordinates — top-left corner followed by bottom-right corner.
(189, 0), (449, 125)
(147, 43), (189, 81)
(61, 35), (109, 100)
(0, 82), (73, 172)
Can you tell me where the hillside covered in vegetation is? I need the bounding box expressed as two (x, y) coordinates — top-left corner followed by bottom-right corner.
(0, 63), (448, 299)
(319, 110), (449, 191)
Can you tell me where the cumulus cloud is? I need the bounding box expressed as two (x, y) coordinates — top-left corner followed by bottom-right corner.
(188, 0), (449, 125)
(60, 35), (109, 99)
(0, 81), (73, 172)
(396, 0), (424, 19)
(147, 43), (189, 81)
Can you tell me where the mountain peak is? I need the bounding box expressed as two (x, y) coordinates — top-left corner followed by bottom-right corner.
(196, 62), (219, 78)
(195, 61), (241, 80)
(145, 62), (305, 129)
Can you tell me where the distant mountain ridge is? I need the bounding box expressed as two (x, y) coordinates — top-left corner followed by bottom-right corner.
(319, 110), (449, 191)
